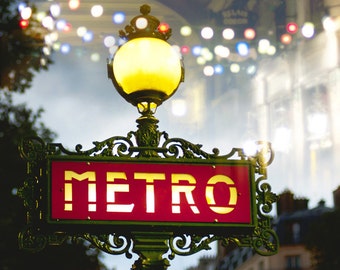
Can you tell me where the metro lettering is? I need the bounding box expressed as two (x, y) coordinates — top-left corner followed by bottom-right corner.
(61, 170), (239, 216)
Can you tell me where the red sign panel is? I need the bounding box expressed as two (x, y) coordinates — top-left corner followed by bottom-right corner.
(49, 160), (254, 225)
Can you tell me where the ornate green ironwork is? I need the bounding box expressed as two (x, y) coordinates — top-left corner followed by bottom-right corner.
(18, 119), (278, 269)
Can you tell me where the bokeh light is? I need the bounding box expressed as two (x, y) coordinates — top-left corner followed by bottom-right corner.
(77, 26), (87, 37)
(203, 65), (214, 76)
(230, 63), (240, 73)
(181, 45), (190, 54)
(50, 3), (61, 18)
(103, 36), (116, 48)
(214, 45), (230, 58)
(68, 0), (80, 10)
(192, 45), (202, 56)
(82, 31), (94, 42)
(60, 43), (71, 54)
(201, 27), (214, 39)
(267, 45), (276, 55)
(322, 16), (336, 31)
(42, 16), (54, 30)
(258, 39), (270, 54)
(286, 22), (298, 34)
(236, 41), (249, 56)
(158, 22), (170, 33)
(16, 0), (327, 79)
(20, 7), (32, 20)
(91, 53), (101, 62)
(180, 26), (192, 36)
(112, 12), (125, 24)
(222, 28), (235, 40)
(244, 28), (256, 40)
(281, 33), (292, 44)
(18, 2), (27, 12)
(301, 22), (315, 38)
(56, 19), (67, 31)
(171, 99), (187, 117)
(136, 17), (148, 29)
(214, 64), (224, 75)
(91, 5), (104, 17)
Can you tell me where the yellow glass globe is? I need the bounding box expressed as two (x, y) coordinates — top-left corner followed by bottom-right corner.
(112, 37), (183, 105)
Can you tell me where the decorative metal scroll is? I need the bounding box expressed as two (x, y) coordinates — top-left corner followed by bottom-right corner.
(18, 131), (278, 263)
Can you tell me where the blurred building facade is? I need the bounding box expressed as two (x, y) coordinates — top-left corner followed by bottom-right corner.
(187, 187), (340, 270)
(175, 0), (340, 207)
(185, 1), (340, 269)
(247, 0), (340, 206)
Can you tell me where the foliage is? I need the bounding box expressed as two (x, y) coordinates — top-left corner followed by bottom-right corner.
(305, 209), (340, 270)
(0, 93), (106, 269)
(0, 0), (53, 92)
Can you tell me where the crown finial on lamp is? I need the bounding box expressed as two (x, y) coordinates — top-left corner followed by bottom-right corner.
(118, 4), (172, 41)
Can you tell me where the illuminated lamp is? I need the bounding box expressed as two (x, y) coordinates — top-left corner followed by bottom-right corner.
(286, 22), (298, 34)
(107, 4), (184, 155)
(108, 4), (184, 111)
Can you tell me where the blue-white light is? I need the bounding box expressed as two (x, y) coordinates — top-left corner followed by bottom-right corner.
(214, 64), (224, 74)
(192, 45), (202, 56)
(236, 41), (249, 56)
(83, 31), (94, 42)
(60, 43), (71, 54)
(56, 19), (67, 31)
(18, 2), (27, 12)
(112, 12), (125, 24)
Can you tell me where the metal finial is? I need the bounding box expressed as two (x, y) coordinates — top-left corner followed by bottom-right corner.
(140, 4), (151, 15)
(118, 4), (172, 41)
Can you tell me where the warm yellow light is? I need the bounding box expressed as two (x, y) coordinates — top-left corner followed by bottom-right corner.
(112, 37), (183, 104)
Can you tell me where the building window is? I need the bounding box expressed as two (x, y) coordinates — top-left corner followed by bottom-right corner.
(285, 255), (301, 270)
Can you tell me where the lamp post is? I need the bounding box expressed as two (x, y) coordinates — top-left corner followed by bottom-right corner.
(107, 4), (184, 157)
(108, 5), (184, 268)
(18, 4), (279, 270)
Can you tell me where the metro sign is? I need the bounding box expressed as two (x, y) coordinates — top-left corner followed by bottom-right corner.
(48, 158), (256, 231)
(19, 136), (278, 256)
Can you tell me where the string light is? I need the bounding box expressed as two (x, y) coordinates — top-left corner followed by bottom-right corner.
(18, 2), (326, 72)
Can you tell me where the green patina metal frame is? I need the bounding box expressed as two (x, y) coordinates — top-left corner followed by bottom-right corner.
(18, 120), (278, 269)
